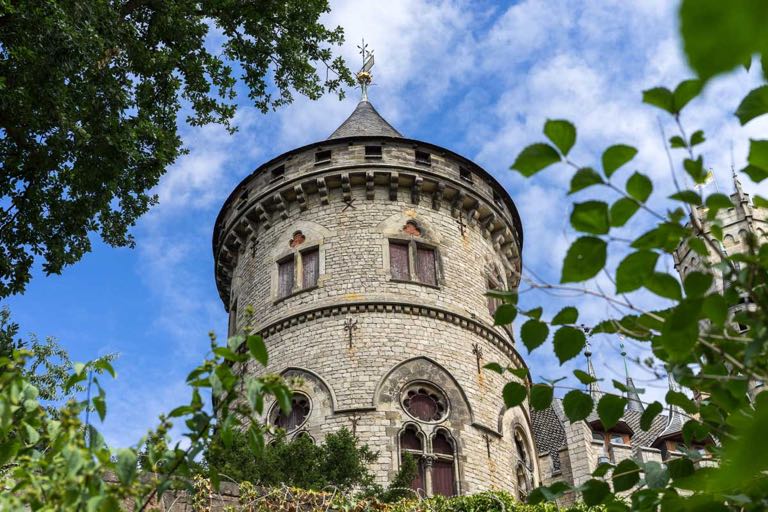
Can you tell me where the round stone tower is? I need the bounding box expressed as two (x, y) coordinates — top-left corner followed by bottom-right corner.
(212, 96), (538, 497)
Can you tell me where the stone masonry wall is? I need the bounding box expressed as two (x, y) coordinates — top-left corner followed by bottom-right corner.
(216, 139), (535, 497)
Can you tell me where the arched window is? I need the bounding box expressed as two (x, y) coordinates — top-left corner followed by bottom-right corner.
(516, 465), (529, 501)
(399, 425), (425, 493)
(431, 430), (456, 497)
(272, 393), (310, 432)
(514, 431), (529, 466)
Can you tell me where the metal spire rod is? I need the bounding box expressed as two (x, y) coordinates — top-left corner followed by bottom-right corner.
(355, 38), (374, 102)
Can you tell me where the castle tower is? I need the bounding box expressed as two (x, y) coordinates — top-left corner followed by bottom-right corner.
(673, 171), (768, 400)
(212, 65), (536, 496)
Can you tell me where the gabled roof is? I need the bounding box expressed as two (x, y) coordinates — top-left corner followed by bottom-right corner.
(328, 100), (402, 139)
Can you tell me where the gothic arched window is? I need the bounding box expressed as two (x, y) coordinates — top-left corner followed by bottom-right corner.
(431, 430), (456, 497)
(399, 425), (425, 493)
(272, 393), (310, 432)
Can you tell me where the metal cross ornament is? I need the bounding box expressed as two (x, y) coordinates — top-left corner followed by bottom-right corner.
(472, 343), (483, 375)
(482, 433), (492, 458)
(342, 197), (356, 212)
(344, 317), (358, 349)
(356, 38), (374, 101)
(456, 211), (467, 237)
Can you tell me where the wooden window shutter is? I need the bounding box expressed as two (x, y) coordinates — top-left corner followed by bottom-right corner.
(416, 247), (437, 285)
(302, 248), (319, 288)
(278, 258), (295, 298)
(389, 242), (410, 280)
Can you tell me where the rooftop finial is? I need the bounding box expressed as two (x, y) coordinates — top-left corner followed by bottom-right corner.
(355, 38), (374, 102)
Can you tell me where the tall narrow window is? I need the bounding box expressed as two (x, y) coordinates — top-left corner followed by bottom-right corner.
(415, 247), (437, 286)
(432, 431), (456, 497)
(278, 258), (295, 298)
(399, 427), (425, 493)
(228, 299), (238, 336)
(302, 248), (319, 288)
(390, 242), (410, 281)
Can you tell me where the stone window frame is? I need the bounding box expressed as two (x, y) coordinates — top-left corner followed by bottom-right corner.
(396, 423), (461, 498)
(385, 235), (444, 289)
(511, 425), (535, 500)
(269, 391), (312, 433)
(399, 380), (451, 425)
(272, 235), (325, 303)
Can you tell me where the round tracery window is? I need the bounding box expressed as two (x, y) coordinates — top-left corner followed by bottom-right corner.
(272, 393), (311, 432)
(401, 383), (448, 422)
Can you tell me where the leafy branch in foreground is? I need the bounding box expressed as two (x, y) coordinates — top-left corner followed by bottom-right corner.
(0, 315), (290, 510)
(0, 0), (356, 297)
(494, 2), (768, 509)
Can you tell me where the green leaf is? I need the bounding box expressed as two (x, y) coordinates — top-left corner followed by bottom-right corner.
(561, 237), (607, 283)
(562, 390), (594, 422)
(551, 306), (578, 325)
(530, 384), (554, 411)
(670, 135), (686, 148)
(667, 390), (698, 414)
(580, 479), (610, 506)
(520, 319), (549, 352)
(705, 193), (734, 218)
(626, 172), (653, 202)
(669, 190), (703, 205)
(616, 250), (659, 294)
(523, 306), (543, 320)
(511, 143), (561, 177)
(602, 144), (637, 177)
(690, 130), (705, 146)
(667, 457), (694, 480)
(736, 85), (768, 125)
(247, 335), (268, 366)
(659, 299), (702, 358)
(273, 385), (293, 415)
(641, 401), (664, 431)
(0, 440), (20, 467)
(756, 195), (768, 208)
(672, 79), (703, 112)
(644, 461), (670, 489)
(597, 394), (627, 430)
(503, 381), (527, 408)
(571, 201), (610, 234)
(702, 293), (727, 326)
(683, 271), (713, 298)
(93, 395), (107, 422)
(494, 303), (517, 325)
(644, 272), (682, 301)
(569, 167), (604, 194)
(612, 458), (640, 492)
(574, 369), (598, 385)
(553, 326), (587, 364)
(680, 0), (767, 81)
(115, 448), (138, 485)
(684, 157), (707, 184)
(544, 119), (576, 155)
(609, 197), (640, 227)
(748, 139), (768, 170)
(743, 165), (768, 183)
(483, 362), (504, 374)
(642, 87), (674, 113)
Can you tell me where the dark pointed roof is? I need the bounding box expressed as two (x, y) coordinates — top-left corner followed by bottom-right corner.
(328, 100), (402, 139)
(625, 377), (645, 413)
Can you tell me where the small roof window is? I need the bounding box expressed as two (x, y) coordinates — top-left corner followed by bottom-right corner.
(415, 150), (431, 166)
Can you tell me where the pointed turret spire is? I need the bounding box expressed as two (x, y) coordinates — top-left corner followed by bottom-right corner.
(584, 340), (602, 402)
(733, 166), (747, 203)
(620, 340), (644, 412)
(657, 372), (685, 438)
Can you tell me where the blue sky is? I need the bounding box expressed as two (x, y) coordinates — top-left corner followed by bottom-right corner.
(5, 0), (768, 448)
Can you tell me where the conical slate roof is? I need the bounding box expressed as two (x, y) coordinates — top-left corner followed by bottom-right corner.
(328, 100), (402, 139)
(625, 377), (645, 413)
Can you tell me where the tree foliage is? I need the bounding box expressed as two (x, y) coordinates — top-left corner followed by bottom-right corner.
(0, 0), (355, 297)
(205, 427), (378, 492)
(492, 2), (768, 509)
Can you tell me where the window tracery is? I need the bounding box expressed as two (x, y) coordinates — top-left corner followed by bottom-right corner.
(401, 383), (448, 423)
(272, 393), (311, 432)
